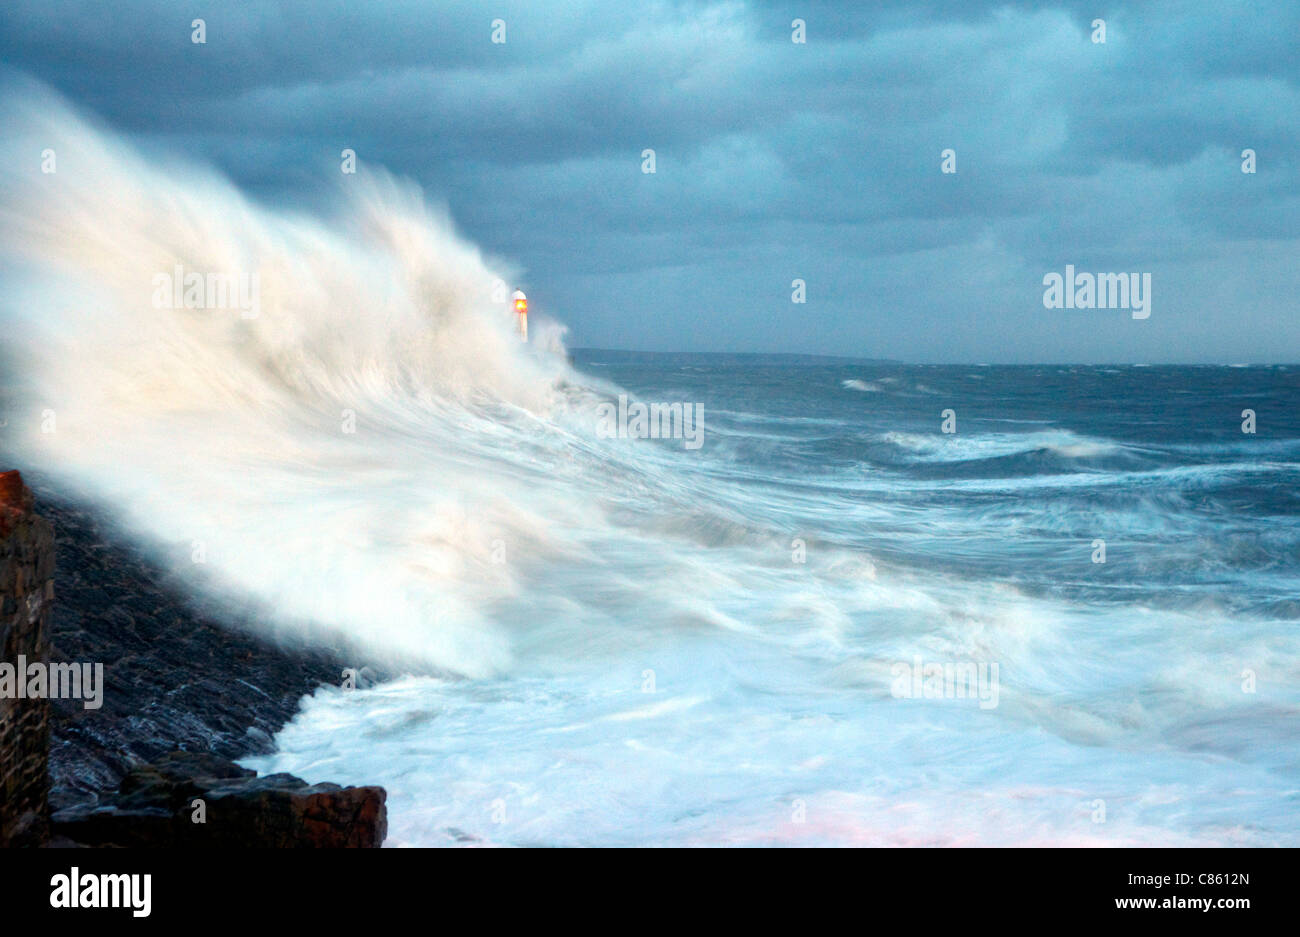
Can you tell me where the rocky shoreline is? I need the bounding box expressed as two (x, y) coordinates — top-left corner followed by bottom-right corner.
(1, 470), (388, 847)
(52, 751), (387, 848)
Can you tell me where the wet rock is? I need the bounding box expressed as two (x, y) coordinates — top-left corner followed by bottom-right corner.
(30, 488), (351, 807)
(1, 473), (388, 846)
(52, 751), (387, 848)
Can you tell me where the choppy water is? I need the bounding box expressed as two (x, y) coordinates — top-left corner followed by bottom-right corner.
(249, 357), (1300, 846)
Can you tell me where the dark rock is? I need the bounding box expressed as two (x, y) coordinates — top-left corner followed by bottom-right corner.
(52, 751), (387, 848)
(0, 472), (389, 847)
(27, 486), (353, 806)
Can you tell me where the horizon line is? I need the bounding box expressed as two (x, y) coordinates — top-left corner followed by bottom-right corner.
(569, 348), (1295, 367)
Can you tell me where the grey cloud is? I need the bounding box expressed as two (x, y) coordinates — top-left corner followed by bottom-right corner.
(0, 0), (1296, 361)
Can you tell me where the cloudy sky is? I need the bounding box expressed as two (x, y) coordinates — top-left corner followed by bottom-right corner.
(2, 0), (1297, 362)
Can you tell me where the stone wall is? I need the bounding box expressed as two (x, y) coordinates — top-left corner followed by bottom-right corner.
(0, 470), (55, 846)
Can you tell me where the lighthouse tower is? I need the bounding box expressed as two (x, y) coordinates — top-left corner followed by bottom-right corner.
(511, 289), (528, 341)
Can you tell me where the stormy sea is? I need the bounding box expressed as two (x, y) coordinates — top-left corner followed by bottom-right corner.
(235, 356), (1297, 847)
(2, 89), (1297, 847)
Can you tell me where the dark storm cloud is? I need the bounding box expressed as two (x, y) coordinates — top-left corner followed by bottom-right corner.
(2, 0), (1297, 361)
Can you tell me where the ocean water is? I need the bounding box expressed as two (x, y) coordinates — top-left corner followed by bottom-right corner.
(240, 357), (1299, 847)
(2, 86), (1297, 846)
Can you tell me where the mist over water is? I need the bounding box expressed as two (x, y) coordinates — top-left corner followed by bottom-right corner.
(3, 84), (1298, 846)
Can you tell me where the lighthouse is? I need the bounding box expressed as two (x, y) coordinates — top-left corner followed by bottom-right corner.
(511, 289), (528, 341)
